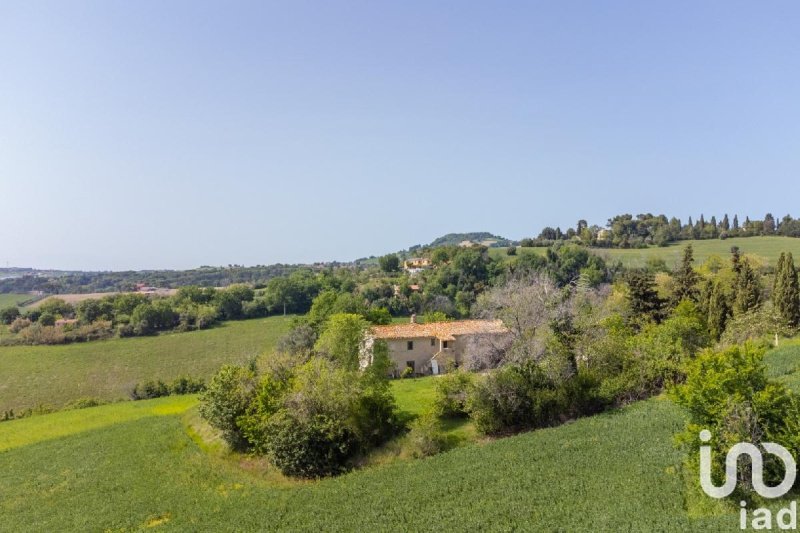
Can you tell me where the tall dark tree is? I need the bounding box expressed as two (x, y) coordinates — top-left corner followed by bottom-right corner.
(721, 214), (730, 231)
(733, 260), (762, 316)
(731, 246), (742, 275)
(772, 252), (800, 328)
(706, 280), (731, 341)
(764, 213), (776, 235)
(626, 270), (664, 323)
(733, 214), (740, 231)
(671, 245), (700, 305)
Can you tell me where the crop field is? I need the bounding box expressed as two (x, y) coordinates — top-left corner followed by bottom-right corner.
(0, 293), (34, 308)
(0, 316), (291, 413)
(493, 236), (800, 269)
(0, 392), (741, 531)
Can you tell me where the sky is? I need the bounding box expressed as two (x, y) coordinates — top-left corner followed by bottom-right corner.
(2, 1), (800, 271)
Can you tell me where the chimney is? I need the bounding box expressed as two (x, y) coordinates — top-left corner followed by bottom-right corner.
(410, 314), (417, 324)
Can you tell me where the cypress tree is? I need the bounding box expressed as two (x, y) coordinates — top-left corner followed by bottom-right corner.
(626, 270), (664, 324)
(773, 252), (800, 328)
(671, 244), (699, 305)
(731, 246), (742, 274)
(707, 280), (731, 341)
(721, 214), (730, 231)
(733, 214), (739, 231)
(733, 260), (762, 316)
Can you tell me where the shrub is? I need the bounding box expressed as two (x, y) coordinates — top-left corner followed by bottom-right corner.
(9, 317), (31, 333)
(0, 306), (20, 325)
(199, 365), (258, 451)
(169, 376), (205, 394)
(432, 371), (475, 418)
(65, 397), (109, 410)
(671, 343), (800, 498)
(17, 323), (66, 345)
(407, 413), (448, 458)
(467, 365), (548, 435)
(233, 357), (400, 478)
(132, 380), (169, 400)
(263, 410), (359, 478)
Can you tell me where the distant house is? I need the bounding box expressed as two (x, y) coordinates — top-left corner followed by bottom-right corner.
(403, 257), (431, 275)
(362, 316), (510, 376)
(458, 240), (477, 248)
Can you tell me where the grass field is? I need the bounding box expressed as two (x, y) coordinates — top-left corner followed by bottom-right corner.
(0, 316), (291, 413)
(0, 293), (34, 309)
(0, 389), (736, 531)
(492, 236), (800, 269)
(5, 345), (800, 530)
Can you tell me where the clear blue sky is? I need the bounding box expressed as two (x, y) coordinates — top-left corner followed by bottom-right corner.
(2, 1), (800, 270)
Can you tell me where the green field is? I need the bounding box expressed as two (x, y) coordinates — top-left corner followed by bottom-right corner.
(4, 345), (800, 530)
(0, 388), (733, 530)
(493, 236), (800, 269)
(0, 316), (291, 413)
(0, 293), (33, 309)
(3, 317), (800, 530)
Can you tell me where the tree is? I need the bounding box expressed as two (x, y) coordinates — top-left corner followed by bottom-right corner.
(671, 245), (700, 305)
(772, 252), (800, 328)
(764, 213), (776, 235)
(378, 254), (400, 273)
(733, 260), (762, 316)
(733, 214), (740, 231)
(721, 214), (730, 231)
(706, 281), (731, 341)
(0, 306), (20, 325)
(199, 364), (259, 450)
(626, 270), (664, 323)
(314, 313), (370, 370)
(215, 284), (255, 320)
(731, 246), (742, 274)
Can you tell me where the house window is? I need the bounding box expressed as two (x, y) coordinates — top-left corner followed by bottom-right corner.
(443, 341), (449, 349)
(406, 361), (415, 372)
(407, 341), (414, 350)
(431, 338), (435, 347)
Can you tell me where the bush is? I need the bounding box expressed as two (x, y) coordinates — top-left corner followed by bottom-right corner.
(132, 380), (169, 400)
(0, 306), (20, 325)
(9, 317), (31, 333)
(170, 376), (205, 394)
(466, 363), (607, 436)
(432, 371), (475, 418)
(219, 357), (400, 478)
(407, 413), (448, 458)
(671, 343), (800, 498)
(199, 365), (258, 450)
(65, 397), (109, 410)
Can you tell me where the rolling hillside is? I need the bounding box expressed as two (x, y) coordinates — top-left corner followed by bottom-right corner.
(0, 316), (291, 413)
(491, 236), (800, 268)
(3, 337), (800, 530)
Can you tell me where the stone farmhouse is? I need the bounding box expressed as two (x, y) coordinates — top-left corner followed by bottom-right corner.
(362, 316), (510, 376)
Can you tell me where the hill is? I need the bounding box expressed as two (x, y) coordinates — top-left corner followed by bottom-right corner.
(0, 316), (291, 413)
(428, 232), (513, 248)
(490, 236), (800, 268)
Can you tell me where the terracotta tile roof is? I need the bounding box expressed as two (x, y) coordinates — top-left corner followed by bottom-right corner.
(370, 319), (508, 340)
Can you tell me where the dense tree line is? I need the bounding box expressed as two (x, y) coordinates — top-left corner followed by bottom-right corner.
(519, 212), (800, 249)
(0, 264), (318, 295)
